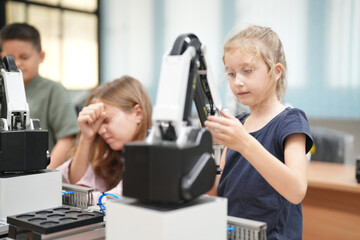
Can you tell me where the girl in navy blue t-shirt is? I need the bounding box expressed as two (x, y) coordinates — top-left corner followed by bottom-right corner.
(205, 24), (313, 240)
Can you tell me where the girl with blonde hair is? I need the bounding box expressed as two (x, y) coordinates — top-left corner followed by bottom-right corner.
(206, 24), (313, 239)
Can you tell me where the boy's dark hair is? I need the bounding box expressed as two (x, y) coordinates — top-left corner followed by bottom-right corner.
(0, 23), (42, 52)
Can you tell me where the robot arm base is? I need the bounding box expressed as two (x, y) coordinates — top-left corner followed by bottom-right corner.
(123, 129), (216, 204)
(0, 128), (50, 173)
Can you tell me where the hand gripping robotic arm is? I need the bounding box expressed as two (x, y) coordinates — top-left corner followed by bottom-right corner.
(0, 56), (50, 172)
(122, 34), (223, 204)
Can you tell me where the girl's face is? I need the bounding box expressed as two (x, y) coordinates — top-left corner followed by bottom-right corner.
(224, 48), (275, 108)
(97, 103), (142, 151)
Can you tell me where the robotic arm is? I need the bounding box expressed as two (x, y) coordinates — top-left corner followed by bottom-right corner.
(147, 33), (223, 172)
(149, 34), (222, 138)
(0, 56), (50, 172)
(122, 34), (223, 204)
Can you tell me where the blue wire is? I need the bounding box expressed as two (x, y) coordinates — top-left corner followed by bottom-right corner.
(97, 192), (120, 215)
(62, 191), (74, 195)
(62, 191), (74, 201)
(99, 205), (106, 214)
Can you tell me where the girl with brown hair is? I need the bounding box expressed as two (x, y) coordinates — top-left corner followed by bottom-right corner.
(58, 75), (152, 201)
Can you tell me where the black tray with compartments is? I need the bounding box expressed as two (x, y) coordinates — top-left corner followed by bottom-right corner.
(7, 206), (104, 235)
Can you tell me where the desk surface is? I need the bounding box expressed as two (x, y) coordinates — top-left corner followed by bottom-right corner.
(303, 161), (360, 240)
(308, 160), (360, 193)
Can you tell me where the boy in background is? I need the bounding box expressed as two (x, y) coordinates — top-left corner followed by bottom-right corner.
(0, 23), (80, 169)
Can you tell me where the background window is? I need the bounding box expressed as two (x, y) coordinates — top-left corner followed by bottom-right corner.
(2, 0), (99, 90)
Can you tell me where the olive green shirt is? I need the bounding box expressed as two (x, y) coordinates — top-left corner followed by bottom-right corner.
(25, 75), (80, 151)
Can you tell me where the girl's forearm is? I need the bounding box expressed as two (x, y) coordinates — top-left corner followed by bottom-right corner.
(68, 135), (94, 184)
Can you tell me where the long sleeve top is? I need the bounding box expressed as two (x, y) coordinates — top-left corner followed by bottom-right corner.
(57, 159), (123, 205)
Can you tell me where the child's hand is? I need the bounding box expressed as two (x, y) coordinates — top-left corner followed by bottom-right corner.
(204, 110), (247, 150)
(77, 102), (106, 139)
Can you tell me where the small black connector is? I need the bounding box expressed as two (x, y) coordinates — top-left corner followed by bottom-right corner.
(356, 158), (360, 183)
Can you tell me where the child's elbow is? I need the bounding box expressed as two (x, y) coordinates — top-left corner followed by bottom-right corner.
(290, 195), (305, 205)
(289, 184), (307, 205)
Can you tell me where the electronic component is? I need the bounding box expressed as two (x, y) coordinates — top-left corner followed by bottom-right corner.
(356, 158), (360, 183)
(227, 216), (267, 240)
(62, 183), (95, 209)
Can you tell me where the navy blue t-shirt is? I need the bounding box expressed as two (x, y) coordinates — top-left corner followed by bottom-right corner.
(218, 107), (313, 240)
